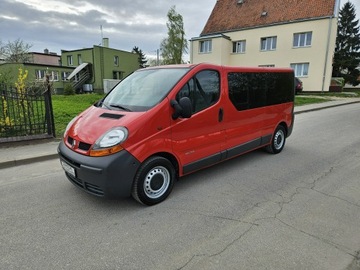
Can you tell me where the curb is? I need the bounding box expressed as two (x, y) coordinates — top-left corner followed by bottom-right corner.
(294, 100), (360, 114)
(0, 153), (59, 170)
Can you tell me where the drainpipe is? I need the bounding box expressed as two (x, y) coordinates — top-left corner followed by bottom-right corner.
(322, 0), (340, 92)
(322, 16), (333, 93)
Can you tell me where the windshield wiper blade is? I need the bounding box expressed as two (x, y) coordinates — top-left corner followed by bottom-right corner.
(109, 104), (132, 112)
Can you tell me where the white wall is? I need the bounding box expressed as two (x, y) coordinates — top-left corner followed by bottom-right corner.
(191, 17), (338, 92)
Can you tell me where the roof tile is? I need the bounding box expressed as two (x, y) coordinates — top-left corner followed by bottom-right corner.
(201, 0), (337, 35)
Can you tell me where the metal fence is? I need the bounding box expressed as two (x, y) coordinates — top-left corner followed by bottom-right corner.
(0, 83), (55, 143)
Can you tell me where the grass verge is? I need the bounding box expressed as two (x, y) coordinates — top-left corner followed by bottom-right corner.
(294, 96), (332, 106)
(52, 94), (104, 137)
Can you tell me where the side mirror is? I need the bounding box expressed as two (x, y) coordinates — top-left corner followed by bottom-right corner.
(170, 97), (192, 120)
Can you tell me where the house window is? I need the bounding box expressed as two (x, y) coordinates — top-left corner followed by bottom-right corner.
(67, 55), (73, 66)
(35, 70), (46, 80)
(293, 32), (312, 48)
(199, 40), (212, 53)
(232, 40), (246, 53)
(50, 71), (59, 81)
(113, 71), (124, 79)
(261, 36), (277, 51)
(62, 72), (70, 81)
(114, 56), (119, 66)
(291, 63), (309, 77)
(77, 54), (82, 64)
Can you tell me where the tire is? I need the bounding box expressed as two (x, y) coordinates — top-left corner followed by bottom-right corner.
(132, 156), (175, 206)
(265, 125), (286, 154)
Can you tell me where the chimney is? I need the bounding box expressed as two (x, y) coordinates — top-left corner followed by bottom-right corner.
(102, 38), (109, 48)
(44, 48), (49, 54)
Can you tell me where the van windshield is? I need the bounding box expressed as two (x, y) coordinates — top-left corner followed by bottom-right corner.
(101, 67), (190, 112)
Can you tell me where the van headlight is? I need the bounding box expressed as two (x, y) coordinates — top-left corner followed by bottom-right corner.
(90, 127), (128, 157)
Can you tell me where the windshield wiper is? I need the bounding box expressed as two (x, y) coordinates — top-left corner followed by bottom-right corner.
(109, 104), (132, 112)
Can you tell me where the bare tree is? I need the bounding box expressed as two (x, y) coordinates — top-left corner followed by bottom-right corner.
(0, 38), (33, 63)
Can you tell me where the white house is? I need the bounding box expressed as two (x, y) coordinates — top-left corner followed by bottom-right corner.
(190, 0), (340, 92)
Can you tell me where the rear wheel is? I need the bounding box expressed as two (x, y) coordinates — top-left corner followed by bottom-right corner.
(266, 125), (286, 154)
(132, 156), (175, 206)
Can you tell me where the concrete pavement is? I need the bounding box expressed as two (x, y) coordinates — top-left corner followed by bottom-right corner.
(1, 97), (359, 169)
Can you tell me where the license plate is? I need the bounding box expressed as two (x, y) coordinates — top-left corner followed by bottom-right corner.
(61, 161), (76, 178)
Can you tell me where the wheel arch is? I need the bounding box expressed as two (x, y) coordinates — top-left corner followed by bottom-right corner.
(278, 121), (288, 137)
(145, 152), (180, 178)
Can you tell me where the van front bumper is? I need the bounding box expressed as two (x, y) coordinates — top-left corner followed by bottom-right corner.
(58, 141), (141, 198)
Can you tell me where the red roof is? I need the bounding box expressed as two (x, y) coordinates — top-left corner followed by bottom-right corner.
(201, 0), (337, 36)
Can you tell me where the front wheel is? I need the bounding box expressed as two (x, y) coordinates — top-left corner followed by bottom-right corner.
(132, 156), (176, 206)
(265, 125), (286, 154)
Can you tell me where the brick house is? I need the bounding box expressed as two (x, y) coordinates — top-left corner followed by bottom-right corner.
(190, 0), (340, 92)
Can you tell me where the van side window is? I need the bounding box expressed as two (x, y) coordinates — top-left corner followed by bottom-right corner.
(228, 72), (294, 111)
(177, 70), (220, 113)
(228, 73), (251, 110)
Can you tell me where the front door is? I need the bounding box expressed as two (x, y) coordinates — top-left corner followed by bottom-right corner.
(171, 69), (224, 175)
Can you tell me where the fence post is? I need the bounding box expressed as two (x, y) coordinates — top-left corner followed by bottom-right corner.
(44, 74), (56, 137)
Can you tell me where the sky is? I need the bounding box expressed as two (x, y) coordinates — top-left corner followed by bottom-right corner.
(0, 0), (359, 60)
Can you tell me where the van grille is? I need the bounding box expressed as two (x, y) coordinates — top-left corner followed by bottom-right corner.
(67, 136), (92, 151)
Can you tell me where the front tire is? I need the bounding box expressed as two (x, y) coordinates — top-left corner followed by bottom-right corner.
(132, 156), (175, 206)
(265, 125), (286, 154)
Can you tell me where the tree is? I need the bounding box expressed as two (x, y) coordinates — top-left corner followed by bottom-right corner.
(132, 46), (147, 68)
(160, 6), (188, 65)
(332, 1), (360, 86)
(0, 38), (32, 63)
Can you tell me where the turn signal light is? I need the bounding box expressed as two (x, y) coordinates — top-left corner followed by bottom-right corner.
(89, 144), (124, 157)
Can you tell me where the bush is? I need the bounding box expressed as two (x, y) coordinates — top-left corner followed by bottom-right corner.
(63, 84), (75, 95)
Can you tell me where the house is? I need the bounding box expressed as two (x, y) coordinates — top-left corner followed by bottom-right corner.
(61, 38), (139, 93)
(0, 39), (139, 94)
(190, 0), (340, 92)
(0, 50), (74, 93)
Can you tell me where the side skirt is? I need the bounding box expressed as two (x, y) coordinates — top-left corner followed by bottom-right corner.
(182, 134), (272, 175)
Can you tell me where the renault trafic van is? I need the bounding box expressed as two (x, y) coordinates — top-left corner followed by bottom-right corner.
(58, 63), (295, 205)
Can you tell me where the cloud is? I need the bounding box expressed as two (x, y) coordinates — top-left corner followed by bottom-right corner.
(2, 0), (358, 59)
(0, 0), (216, 58)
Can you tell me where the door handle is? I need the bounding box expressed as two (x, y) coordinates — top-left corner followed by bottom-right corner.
(218, 108), (224, 122)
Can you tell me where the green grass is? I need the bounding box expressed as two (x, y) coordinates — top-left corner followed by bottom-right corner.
(294, 96), (332, 106)
(52, 93), (104, 137)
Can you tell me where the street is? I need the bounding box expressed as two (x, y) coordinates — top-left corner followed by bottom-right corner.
(1, 103), (360, 270)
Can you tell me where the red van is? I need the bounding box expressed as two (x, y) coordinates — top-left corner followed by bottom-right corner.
(58, 63), (295, 205)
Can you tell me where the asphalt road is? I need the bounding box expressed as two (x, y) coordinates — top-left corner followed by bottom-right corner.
(1, 103), (360, 270)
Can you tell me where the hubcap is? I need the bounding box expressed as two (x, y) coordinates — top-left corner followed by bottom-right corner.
(274, 129), (285, 150)
(143, 166), (170, 199)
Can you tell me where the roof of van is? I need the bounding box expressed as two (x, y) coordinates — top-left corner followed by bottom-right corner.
(143, 63), (294, 73)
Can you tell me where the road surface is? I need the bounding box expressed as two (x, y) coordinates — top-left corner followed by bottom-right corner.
(1, 103), (360, 270)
